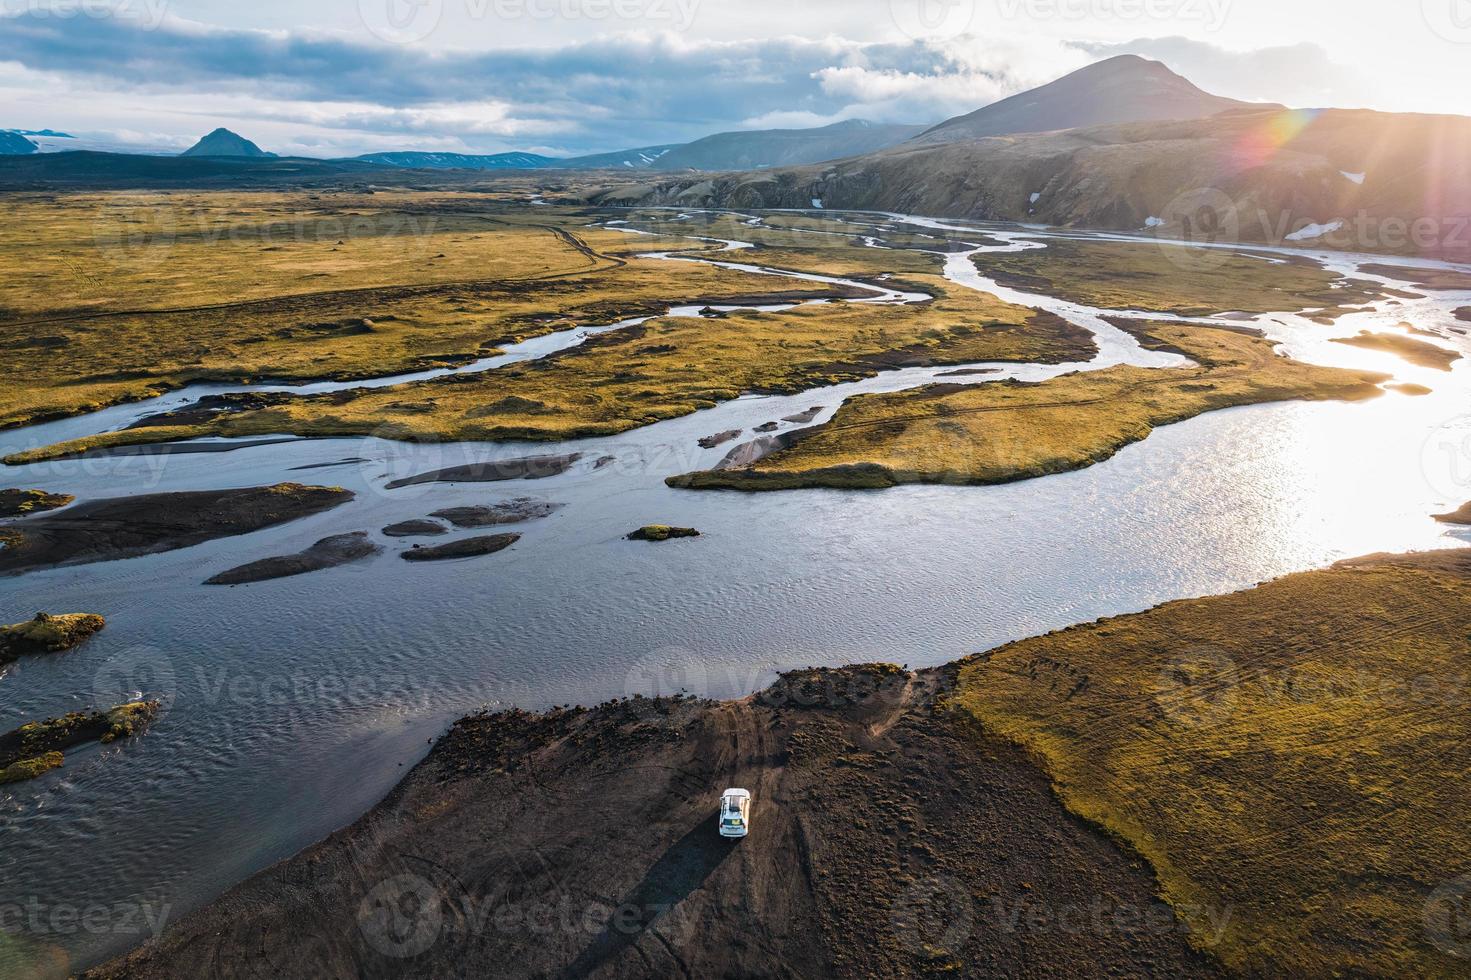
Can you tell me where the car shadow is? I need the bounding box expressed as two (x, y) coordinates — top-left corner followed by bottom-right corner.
(561, 811), (736, 977)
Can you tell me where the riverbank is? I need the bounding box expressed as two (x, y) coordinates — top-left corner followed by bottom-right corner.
(84, 547), (1471, 977)
(669, 321), (1389, 491)
(81, 663), (1220, 979)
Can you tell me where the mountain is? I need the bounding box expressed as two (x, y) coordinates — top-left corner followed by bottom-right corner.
(914, 55), (1261, 144)
(181, 128), (272, 158)
(346, 121), (923, 175)
(353, 151), (554, 170)
(587, 106), (1471, 261)
(0, 151), (405, 189)
(0, 131), (38, 155)
(548, 145), (681, 170)
(649, 120), (926, 171)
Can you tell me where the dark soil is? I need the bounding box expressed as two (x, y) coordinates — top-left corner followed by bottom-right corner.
(400, 534), (520, 562)
(698, 429), (743, 449)
(429, 499), (562, 528)
(782, 407), (824, 424)
(382, 520), (449, 538)
(385, 454), (582, 490)
(84, 665), (1221, 979)
(0, 483), (354, 577)
(205, 532), (382, 585)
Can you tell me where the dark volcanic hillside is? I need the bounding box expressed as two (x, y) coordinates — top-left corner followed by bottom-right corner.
(589, 107), (1471, 260)
(181, 128), (271, 158)
(916, 55), (1259, 143)
(651, 119), (927, 171)
(354, 150), (554, 170)
(0, 130), (38, 155)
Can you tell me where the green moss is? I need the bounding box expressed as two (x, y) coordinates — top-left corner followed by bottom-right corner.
(971, 238), (1386, 317)
(670, 323), (1388, 492)
(0, 489), (74, 518)
(0, 701), (160, 769)
(953, 557), (1471, 976)
(627, 525), (701, 542)
(0, 612), (106, 664)
(0, 751), (63, 785)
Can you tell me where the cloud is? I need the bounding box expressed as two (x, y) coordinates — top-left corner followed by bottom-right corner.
(7, 10), (1372, 159)
(0, 10), (1070, 155)
(1069, 37), (1373, 109)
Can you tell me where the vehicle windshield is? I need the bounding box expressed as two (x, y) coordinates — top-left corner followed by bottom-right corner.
(722, 797), (743, 814)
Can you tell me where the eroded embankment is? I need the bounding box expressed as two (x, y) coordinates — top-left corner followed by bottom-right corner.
(83, 664), (1220, 980)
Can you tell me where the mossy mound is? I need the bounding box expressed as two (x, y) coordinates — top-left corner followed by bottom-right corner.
(0, 488), (74, 519)
(1434, 502), (1471, 525)
(0, 612), (106, 664)
(0, 701), (161, 784)
(0, 751), (63, 785)
(627, 525), (701, 542)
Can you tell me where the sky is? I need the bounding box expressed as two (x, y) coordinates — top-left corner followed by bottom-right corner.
(1, 0), (1468, 157)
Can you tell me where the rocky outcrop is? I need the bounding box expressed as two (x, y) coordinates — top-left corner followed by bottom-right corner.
(0, 701), (160, 785)
(205, 533), (382, 585)
(627, 525), (701, 542)
(401, 534), (520, 562)
(0, 613), (106, 665)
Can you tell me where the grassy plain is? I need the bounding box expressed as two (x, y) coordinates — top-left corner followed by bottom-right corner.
(951, 550), (1471, 977)
(972, 238), (1386, 316)
(0, 194), (872, 430)
(6, 268), (1096, 462)
(669, 322), (1388, 491)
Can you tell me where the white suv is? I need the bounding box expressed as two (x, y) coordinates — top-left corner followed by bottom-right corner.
(719, 789), (751, 838)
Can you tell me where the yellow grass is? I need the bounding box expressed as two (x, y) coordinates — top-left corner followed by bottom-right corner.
(669, 322), (1388, 490)
(6, 271), (1094, 463)
(951, 551), (1471, 977)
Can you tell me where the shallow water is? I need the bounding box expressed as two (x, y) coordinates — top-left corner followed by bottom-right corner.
(2, 212), (1470, 971)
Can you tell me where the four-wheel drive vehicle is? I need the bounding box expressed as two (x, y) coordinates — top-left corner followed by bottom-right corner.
(719, 788), (751, 838)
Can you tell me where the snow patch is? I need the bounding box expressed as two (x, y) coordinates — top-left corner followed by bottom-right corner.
(811, 198), (824, 209)
(1029, 192), (1041, 204)
(1285, 220), (1344, 242)
(1144, 216), (1165, 229)
(1341, 171), (1366, 185)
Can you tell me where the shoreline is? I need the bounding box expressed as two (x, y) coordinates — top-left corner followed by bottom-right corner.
(80, 546), (1471, 978)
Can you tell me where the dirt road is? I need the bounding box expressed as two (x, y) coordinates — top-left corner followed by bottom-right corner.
(87, 665), (1221, 978)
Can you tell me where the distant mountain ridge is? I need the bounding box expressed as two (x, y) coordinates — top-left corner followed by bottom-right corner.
(915, 55), (1262, 143)
(182, 128), (272, 158)
(351, 120), (923, 174)
(0, 131), (38, 155)
(355, 150), (555, 170)
(589, 106), (1471, 260)
(548, 145), (681, 170)
(647, 120), (927, 171)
